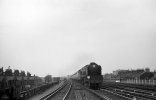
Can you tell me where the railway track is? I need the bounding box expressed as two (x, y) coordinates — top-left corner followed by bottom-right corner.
(72, 82), (104, 100)
(72, 81), (130, 100)
(39, 80), (72, 100)
(117, 87), (156, 96)
(101, 87), (156, 100)
(94, 90), (127, 100)
(72, 80), (156, 100)
(38, 80), (156, 100)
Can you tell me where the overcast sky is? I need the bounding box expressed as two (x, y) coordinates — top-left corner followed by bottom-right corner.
(0, 0), (156, 77)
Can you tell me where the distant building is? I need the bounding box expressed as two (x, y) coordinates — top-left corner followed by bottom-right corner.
(145, 68), (150, 72)
(103, 68), (156, 82)
(113, 69), (129, 76)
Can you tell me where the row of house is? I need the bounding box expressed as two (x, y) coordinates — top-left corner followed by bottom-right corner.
(103, 68), (156, 82)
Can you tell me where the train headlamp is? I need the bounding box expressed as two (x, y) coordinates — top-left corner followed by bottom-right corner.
(87, 76), (90, 79)
(92, 65), (96, 68)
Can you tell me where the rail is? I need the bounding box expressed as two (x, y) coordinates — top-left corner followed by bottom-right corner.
(101, 87), (155, 100)
(39, 80), (72, 100)
(73, 81), (112, 100)
(63, 82), (72, 100)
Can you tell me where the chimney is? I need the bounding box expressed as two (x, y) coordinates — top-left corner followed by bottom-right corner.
(145, 68), (150, 72)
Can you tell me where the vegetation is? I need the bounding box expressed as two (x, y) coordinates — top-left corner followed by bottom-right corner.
(44, 75), (52, 83)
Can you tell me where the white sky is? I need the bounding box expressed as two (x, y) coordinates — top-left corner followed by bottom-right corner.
(0, 0), (156, 77)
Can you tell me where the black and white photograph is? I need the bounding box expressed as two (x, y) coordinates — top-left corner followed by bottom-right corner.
(0, 0), (156, 100)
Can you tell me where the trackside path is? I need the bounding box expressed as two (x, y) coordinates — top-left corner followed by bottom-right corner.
(27, 81), (65, 100)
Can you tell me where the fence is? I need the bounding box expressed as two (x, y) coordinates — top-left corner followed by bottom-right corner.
(121, 79), (156, 85)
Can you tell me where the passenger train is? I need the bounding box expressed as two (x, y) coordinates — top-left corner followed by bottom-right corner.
(71, 62), (103, 89)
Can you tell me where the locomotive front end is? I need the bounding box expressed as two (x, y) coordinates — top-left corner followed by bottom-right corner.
(87, 62), (103, 89)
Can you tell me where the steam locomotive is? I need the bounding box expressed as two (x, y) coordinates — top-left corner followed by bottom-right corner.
(71, 62), (103, 89)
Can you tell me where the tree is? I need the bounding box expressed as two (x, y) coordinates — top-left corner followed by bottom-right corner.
(21, 71), (26, 76)
(5, 66), (13, 76)
(0, 67), (3, 76)
(27, 72), (31, 77)
(44, 75), (52, 83)
(14, 70), (20, 76)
